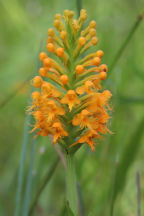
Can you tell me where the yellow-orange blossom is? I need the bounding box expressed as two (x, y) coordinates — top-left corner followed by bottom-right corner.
(29, 9), (112, 152)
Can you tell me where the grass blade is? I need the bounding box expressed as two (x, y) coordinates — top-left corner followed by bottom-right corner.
(14, 111), (31, 216)
(14, 40), (42, 216)
(22, 137), (37, 216)
(76, 0), (82, 16)
(110, 118), (144, 215)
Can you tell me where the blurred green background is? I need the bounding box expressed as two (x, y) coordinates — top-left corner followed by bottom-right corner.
(0, 0), (144, 215)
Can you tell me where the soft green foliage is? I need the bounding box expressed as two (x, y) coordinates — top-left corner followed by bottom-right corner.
(0, 0), (144, 216)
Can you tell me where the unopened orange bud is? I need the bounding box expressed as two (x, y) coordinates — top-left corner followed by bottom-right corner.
(76, 65), (85, 74)
(80, 9), (87, 21)
(48, 28), (55, 37)
(53, 19), (61, 28)
(96, 50), (104, 58)
(43, 58), (51, 67)
(78, 37), (86, 46)
(89, 20), (96, 28)
(100, 64), (108, 72)
(47, 43), (55, 52)
(73, 19), (79, 31)
(39, 52), (47, 61)
(54, 13), (61, 20)
(32, 76), (43, 88)
(68, 11), (74, 19)
(56, 47), (64, 57)
(60, 31), (67, 40)
(89, 28), (96, 37)
(99, 72), (107, 80)
(91, 37), (98, 45)
(92, 57), (101, 66)
(63, 10), (69, 17)
(32, 91), (41, 101)
(60, 75), (69, 84)
(81, 14), (87, 21)
(39, 68), (47, 77)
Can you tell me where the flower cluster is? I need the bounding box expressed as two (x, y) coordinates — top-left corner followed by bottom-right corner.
(29, 9), (112, 153)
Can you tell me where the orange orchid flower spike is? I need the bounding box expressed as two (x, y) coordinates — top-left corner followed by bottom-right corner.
(29, 9), (112, 153)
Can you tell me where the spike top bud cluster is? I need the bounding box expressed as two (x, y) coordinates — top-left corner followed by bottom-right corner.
(30, 9), (112, 153)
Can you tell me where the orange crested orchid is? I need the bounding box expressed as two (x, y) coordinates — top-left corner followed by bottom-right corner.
(29, 9), (112, 153)
(52, 122), (68, 143)
(61, 90), (80, 111)
(76, 80), (94, 95)
(71, 131), (99, 151)
(46, 100), (65, 121)
(72, 109), (93, 130)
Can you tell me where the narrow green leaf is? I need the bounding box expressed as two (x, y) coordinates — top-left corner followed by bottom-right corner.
(76, 0), (82, 16)
(14, 112), (31, 216)
(110, 118), (144, 215)
(14, 41), (42, 216)
(22, 137), (37, 216)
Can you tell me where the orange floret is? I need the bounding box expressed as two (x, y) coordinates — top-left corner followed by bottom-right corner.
(32, 76), (43, 88)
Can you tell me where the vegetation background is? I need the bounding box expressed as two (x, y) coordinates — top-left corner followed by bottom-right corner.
(0, 0), (144, 215)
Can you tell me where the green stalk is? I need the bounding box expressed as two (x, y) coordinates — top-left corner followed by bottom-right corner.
(66, 154), (78, 215)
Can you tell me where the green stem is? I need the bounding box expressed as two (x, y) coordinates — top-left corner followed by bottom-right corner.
(66, 154), (78, 215)
(109, 13), (143, 75)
